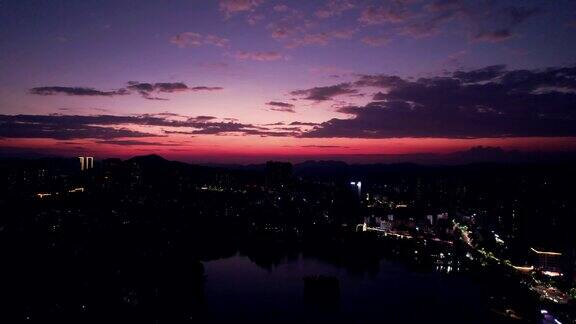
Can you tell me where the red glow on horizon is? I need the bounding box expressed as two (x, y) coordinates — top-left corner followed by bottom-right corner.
(3, 136), (576, 163)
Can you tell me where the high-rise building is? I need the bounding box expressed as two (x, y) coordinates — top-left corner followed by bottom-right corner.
(78, 156), (94, 171)
(78, 157), (85, 171)
(350, 181), (361, 197)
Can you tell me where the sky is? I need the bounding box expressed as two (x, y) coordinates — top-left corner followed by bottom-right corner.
(1, 0), (575, 163)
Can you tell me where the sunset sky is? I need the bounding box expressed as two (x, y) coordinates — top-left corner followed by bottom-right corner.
(1, 0), (575, 163)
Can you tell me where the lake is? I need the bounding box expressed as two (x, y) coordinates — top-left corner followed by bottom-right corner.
(201, 253), (495, 323)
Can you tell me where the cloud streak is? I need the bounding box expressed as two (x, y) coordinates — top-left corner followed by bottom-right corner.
(30, 87), (128, 97)
(30, 82), (223, 100)
(232, 51), (285, 61)
(266, 101), (295, 113)
(290, 83), (358, 101)
(170, 32), (229, 48)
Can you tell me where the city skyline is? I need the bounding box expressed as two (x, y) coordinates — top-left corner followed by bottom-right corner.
(1, 0), (576, 162)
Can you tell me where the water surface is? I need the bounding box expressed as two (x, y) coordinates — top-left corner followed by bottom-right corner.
(202, 253), (488, 323)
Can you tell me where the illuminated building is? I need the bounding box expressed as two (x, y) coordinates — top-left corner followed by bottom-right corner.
(78, 156), (94, 171)
(350, 181), (361, 197)
(530, 247), (563, 275)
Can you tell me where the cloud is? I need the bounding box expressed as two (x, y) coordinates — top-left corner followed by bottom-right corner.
(0, 114), (160, 140)
(273, 4), (289, 12)
(0, 113), (303, 140)
(266, 101), (294, 108)
(232, 51), (284, 61)
(331, 28), (357, 39)
(30, 87), (128, 97)
(219, 0), (263, 17)
(94, 140), (175, 146)
(361, 34), (390, 47)
(30, 82), (223, 100)
(169, 32), (229, 48)
(266, 101), (295, 113)
(452, 64), (506, 82)
(189, 115), (218, 122)
(359, 4), (409, 25)
(126, 82), (223, 99)
(266, 10), (355, 48)
(186, 122), (297, 137)
(315, 0), (355, 19)
(290, 121), (320, 126)
(471, 6), (540, 43)
(301, 145), (348, 148)
(247, 13), (265, 25)
(290, 83), (358, 101)
(301, 65), (576, 138)
(471, 29), (512, 43)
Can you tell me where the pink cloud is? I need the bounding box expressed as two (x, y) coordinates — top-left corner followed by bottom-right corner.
(472, 29), (513, 43)
(247, 13), (265, 25)
(232, 51), (284, 61)
(315, 0), (355, 19)
(273, 4), (289, 12)
(359, 5), (409, 25)
(361, 34), (390, 47)
(219, 0), (264, 17)
(170, 32), (229, 48)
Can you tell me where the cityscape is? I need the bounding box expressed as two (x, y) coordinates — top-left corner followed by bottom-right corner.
(1, 0), (576, 323)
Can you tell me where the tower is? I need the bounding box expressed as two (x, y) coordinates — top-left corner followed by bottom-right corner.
(78, 156), (94, 171)
(86, 157), (94, 169)
(78, 156), (85, 171)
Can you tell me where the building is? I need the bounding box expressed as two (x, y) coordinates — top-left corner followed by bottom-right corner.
(531, 247), (563, 276)
(78, 156), (94, 171)
(350, 181), (361, 197)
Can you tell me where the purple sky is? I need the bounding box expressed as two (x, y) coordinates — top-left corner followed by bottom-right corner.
(1, 0), (576, 162)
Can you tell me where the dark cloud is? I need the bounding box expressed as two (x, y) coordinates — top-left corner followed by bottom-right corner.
(267, 101), (295, 108)
(452, 65), (507, 82)
(0, 114), (241, 140)
(127, 82), (223, 99)
(274, 127), (302, 131)
(188, 122), (297, 137)
(290, 83), (358, 101)
(0, 113), (305, 140)
(302, 65), (576, 139)
(190, 86), (224, 91)
(354, 75), (406, 88)
(472, 29), (513, 43)
(290, 121), (320, 126)
(95, 140), (177, 146)
(266, 101), (295, 113)
(471, 5), (540, 43)
(31, 82), (223, 100)
(30, 87), (128, 97)
(0, 114), (159, 140)
(189, 115), (217, 122)
(301, 145), (348, 148)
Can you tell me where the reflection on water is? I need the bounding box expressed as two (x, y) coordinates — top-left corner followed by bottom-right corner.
(202, 253), (489, 323)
